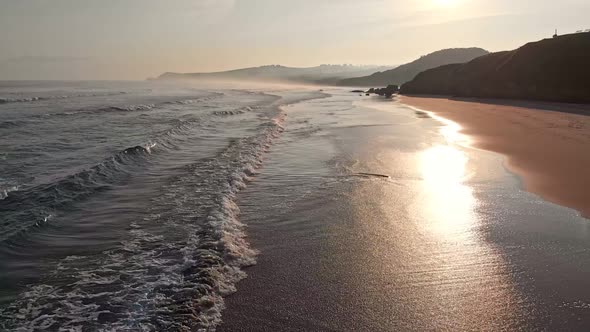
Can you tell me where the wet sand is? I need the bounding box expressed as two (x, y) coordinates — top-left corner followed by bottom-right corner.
(219, 91), (590, 331)
(401, 95), (590, 218)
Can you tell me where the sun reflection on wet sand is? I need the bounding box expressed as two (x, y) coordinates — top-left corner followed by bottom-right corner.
(407, 110), (523, 328)
(417, 103), (477, 237)
(409, 105), (472, 147)
(420, 145), (476, 236)
(421, 145), (468, 186)
(296, 97), (526, 330)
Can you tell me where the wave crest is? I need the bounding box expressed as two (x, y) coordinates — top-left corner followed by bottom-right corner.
(0, 109), (287, 331)
(0, 92), (127, 104)
(0, 142), (156, 242)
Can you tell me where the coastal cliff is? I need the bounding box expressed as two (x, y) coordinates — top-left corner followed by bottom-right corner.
(339, 48), (489, 87)
(401, 33), (590, 103)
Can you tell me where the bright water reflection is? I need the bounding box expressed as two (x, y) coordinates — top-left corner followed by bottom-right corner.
(418, 109), (477, 238)
(409, 111), (521, 328)
(420, 145), (476, 236)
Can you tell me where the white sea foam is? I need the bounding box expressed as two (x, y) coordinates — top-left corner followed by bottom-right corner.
(0, 92), (127, 104)
(0, 107), (287, 331)
(0, 186), (18, 200)
(214, 106), (255, 116)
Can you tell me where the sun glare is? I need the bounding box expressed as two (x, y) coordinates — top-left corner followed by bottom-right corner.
(419, 145), (475, 236)
(421, 145), (467, 186)
(434, 0), (458, 7)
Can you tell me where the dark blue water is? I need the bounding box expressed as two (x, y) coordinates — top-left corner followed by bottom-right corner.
(0, 81), (324, 330)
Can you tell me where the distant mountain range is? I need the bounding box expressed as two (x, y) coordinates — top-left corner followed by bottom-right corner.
(400, 32), (590, 103)
(156, 64), (396, 84)
(338, 48), (489, 87)
(155, 48), (490, 87)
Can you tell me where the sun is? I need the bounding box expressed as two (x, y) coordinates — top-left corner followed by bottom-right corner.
(434, 0), (458, 7)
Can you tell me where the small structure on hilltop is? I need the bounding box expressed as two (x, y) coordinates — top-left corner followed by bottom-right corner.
(553, 29), (558, 38)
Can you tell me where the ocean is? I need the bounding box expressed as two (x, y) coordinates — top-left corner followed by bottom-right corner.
(1, 81), (590, 331)
(0, 81), (321, 330)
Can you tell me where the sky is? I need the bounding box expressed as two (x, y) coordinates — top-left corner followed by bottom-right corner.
(1, 0), (589, 80)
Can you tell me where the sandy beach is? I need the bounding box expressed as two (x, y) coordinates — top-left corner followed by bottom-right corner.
(401, 95), (590, 218)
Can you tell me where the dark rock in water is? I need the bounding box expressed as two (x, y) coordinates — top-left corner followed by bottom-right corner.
(400, 32), (590, 103)
(350, 90), (364, 93)
(367, 85), (400, 98)
(123, 145), (150, 155)
(415, 111), (431, 118)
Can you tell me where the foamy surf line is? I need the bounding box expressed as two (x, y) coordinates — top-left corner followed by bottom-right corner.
(0, 91), (128, 104)
(0, 185), (18, 201)
(0, 90), (325, 331)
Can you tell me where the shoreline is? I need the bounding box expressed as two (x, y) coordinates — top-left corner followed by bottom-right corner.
(219, 90), (590, 331)
(400, 95), (590, 218)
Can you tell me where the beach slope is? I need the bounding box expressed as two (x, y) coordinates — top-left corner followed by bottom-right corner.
(401, 95), (590, 217)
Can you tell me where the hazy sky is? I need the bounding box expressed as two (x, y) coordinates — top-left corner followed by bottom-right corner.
(1, 0), (589, 80)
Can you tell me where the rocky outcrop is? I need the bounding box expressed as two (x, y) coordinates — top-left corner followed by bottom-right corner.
(367, 85), (399, 98)
(401, 33), (590, 103)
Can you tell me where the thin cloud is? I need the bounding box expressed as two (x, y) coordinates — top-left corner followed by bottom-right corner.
(2, 56), (93, 64)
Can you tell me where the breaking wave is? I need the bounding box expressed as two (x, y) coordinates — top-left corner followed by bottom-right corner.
(0, 110), (211, 241)
(0, 142), (157, 242)
(0, 91), (127, 104)
(0, 185), (19, 201)
(0, 109), (287, 331)
(1, 93), (225, 125)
